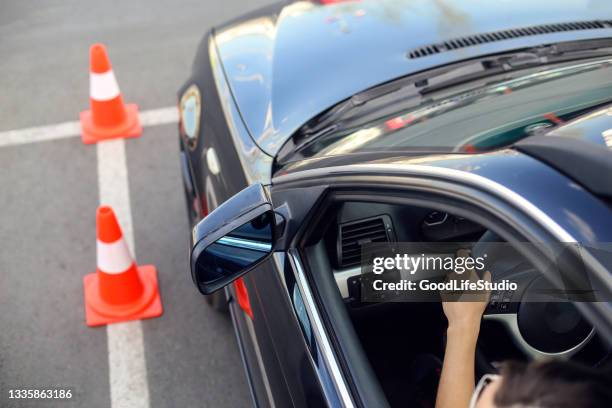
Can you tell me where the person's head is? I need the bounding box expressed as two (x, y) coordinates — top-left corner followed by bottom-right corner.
(473, 360), (612, 408)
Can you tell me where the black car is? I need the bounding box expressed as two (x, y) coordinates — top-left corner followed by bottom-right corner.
(178, 1), (612, 406)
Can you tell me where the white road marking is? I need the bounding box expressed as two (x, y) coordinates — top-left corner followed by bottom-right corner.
(97, 139), (150, 408)
(0, 106), (178, 148)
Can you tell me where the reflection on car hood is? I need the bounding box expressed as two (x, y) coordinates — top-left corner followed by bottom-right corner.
(213, 0), (612, 156)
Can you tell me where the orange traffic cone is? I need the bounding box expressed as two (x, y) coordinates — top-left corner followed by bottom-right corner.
(80, 44), (142, 144)
(83, 206), (162, 326)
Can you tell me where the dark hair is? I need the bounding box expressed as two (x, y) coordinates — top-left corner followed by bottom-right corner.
(494, 360), (612, 408)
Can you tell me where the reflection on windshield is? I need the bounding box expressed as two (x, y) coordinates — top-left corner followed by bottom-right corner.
(299, 58), (612, 159)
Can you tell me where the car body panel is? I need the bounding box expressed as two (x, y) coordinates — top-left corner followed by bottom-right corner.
(214, 0), (612, 155)
(230, 257), (324, 408)
(179, 32), (330, 408)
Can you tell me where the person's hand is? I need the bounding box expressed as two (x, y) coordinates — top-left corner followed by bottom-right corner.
(441, 277), (489, 332)
(441, 249), (491, 334)
(436, 250), (492, 408)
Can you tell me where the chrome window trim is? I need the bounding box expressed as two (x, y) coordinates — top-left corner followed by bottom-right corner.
(287, 249), (355, 408)
(274, 163), (577, 242)
(274, 163), (612, 296)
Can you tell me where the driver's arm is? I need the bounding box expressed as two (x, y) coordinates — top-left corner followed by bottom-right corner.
(436, 259), (490, 408)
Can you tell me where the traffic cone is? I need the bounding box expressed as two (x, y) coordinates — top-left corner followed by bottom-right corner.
(83, 206), (162, 326)
(80, 44), (142, 144)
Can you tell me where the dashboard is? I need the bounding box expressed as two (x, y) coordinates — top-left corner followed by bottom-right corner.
(326, 202), (486, 300)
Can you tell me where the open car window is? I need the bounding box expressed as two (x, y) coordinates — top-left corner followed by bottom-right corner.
(298, 195), (611, 407)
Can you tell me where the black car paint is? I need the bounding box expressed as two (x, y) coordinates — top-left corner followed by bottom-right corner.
(179, 31), (328, 407)
(214, 0), (612, 156)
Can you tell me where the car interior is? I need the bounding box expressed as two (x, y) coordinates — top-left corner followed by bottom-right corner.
(300, 199), (612, 407)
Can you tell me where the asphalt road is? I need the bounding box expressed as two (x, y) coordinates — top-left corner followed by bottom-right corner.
(0, 1), (274, 407)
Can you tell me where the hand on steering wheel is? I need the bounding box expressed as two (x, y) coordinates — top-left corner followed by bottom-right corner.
(441, 248), (491, 334)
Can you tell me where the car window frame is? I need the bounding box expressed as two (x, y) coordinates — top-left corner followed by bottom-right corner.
(271, 165), (612, 408)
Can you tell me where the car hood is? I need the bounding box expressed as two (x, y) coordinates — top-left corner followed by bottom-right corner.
(213, 0), (612, 156)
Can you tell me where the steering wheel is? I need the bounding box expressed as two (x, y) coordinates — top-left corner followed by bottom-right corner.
(472, 232), (595, 363)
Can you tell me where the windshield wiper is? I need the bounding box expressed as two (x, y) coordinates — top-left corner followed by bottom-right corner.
(419, 38), (612, 94)
(291, 54), (506, 152)
(281, 39), (612, 163)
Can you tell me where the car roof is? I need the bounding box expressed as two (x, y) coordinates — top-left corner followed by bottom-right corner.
(213, 0), (612, 156)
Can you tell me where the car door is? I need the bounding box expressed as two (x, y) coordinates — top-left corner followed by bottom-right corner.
(191, 158), (612, 408)
(190, 181), (373, 408)
(268, 159), (612, 407)
(226, 251), (335, 408)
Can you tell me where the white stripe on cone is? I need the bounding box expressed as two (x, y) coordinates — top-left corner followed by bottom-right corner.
(97, 238), (134, 274)
(90, 70), (121, 101)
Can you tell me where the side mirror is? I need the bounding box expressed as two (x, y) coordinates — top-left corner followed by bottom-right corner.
(190, 184), (277, 295)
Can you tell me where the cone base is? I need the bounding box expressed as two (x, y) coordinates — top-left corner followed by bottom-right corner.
(80, 104), (142, 145)
(83, 264), (163, 327)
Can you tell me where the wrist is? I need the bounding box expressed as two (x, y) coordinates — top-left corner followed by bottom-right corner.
(447, 321), (481, 341)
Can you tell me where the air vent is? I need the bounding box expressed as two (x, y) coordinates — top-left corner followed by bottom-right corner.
(338, 215), (395, 268)
(407, 20), (612, 59)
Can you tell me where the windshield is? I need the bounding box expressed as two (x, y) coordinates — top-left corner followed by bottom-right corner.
(284, 58), (612, 162)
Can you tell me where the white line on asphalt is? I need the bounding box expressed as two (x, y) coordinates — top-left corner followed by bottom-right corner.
(0, 106), (178, 148)
(97, 139), (150, 408)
